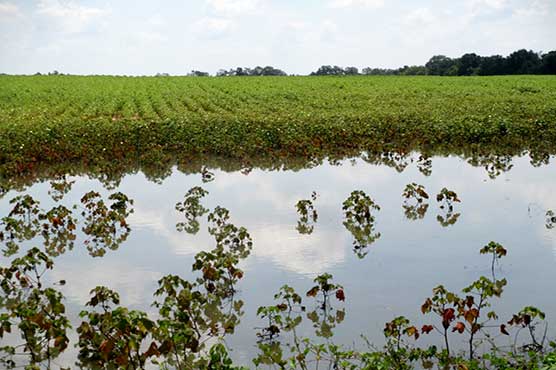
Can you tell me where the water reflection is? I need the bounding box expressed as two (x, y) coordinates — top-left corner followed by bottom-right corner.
(175, 186), (209, 234)
(362, 151), (412, 173)
(0, 192), (133, 259)
(201, 166), (215, 183)
(529, 150), (551, 167)
(1, 195), (43, 256)
(1, 152), (556, 367)
(547, 210), (555, 230)
(342, 190), (381, 258)
(48, 175), (75, 202)
(3, 147), (553, 197)
(402, 183), (429, 221)
(417, 155), (432, 177)
(41, 205), (77, 257)
(80, 191), (134, 257)
(1, 196), (252, 369)
(254, 275), (347, 367)
(435, 188), (461, 227)
(468, 153), (514, 179)
(295, 192), (318, 235)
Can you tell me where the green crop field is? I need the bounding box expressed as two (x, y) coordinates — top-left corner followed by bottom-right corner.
(1, 75), (556, 177)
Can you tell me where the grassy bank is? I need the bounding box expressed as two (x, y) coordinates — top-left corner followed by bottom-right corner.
(1, 75), (556, 176)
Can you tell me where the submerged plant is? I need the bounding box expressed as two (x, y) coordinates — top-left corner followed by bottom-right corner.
(342, 190), (381, 258)
(0, 195), (42, 257)
(402, 183), (429, 220)
(1, 186), (556, 369)
(480, 241), (507, 280)
(468, 154), (514, 180)
(201, 167), (215, 183)
(175, 186), (209, 234)
(40, 205), (77, 257)
(48, 176), (75, 202)
(363, 151), (412, 173)
(417, 155), (432, 176)
(295, 191), (318, 235)
(436, 187), (461, 227)
(0, 248), (70, 369)
(305, 273), (346, 339)
(153, 206), (251, 368)
(80, 191), (134, 257)
(77, 287), (158, 369)
(254, 274), (347, 369)
(416, 243), (551, 366)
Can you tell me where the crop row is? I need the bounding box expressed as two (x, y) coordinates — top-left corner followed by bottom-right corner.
(1, 75), (556, 177)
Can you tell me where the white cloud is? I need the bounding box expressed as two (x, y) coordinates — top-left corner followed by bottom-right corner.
(147, 14), (165, 27)
(36, 0), (108, 33)
(191, 17), (234, 38)
(467, 0), (509, 18)
(1, 0), (555, 75)
(52, 262), (162, 307)
(0, 2), (19, 17)
(474, 0), (508, 9)
(250, 224), (347, 275)
(318, 20), (340, 43)
(206, 0), (261, 15)
(513, 0), (552, 18)
(135, 31), (168, 44)
(127, 206), (205, 257)
(328, 0), (384, 9)
(404, 8), (436, 25)
(287, 21), (307, 31)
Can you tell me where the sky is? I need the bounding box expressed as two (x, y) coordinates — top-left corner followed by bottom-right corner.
(0, 0), (555, 75)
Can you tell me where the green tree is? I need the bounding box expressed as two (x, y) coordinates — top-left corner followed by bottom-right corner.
(425, 55), (457, 75)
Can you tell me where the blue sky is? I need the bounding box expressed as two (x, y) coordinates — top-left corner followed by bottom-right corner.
(0, 0), (554, 75)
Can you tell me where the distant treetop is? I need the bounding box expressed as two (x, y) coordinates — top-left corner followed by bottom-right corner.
(216, 66), (287, 77)
(16, 49), (556, 77)
(310, 49), (556, 76)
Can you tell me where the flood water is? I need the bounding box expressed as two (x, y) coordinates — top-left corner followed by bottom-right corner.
(1, 152), (556, 367)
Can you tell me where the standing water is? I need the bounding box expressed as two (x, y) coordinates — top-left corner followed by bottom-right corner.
(1, 152), (555, 367)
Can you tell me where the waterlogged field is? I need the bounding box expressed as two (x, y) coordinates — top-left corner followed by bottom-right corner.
(1, 76), (556, 369)
(1, 152), (556, 369)
(1, 75), (556, 177)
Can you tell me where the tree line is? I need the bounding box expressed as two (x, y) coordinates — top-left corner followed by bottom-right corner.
(215, 66), (287, 77)
(24, 49), (556, 77)
(213, 49), (555, 77)
(311, 49), (556, 76)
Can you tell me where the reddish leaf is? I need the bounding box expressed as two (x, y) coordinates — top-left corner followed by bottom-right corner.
(235, 270), (244, 279)
(54, 336), (67, 350)
(405, 326), (420, 340)
(306, 286), (319, 297)
(421, 298), (432, 314)
(452, 321), (465, 334)
(335, 289), (345, 302)
(464, 308), (479, 324)
(143, 342), (160, 358)
(442, 308), (456, 328)
(464, 295), (475, 308)
(99, 339), (115, 360)
(500, 324), (510, 336)
(421, 325), (434, 334)
(52, 217), (62, 227)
